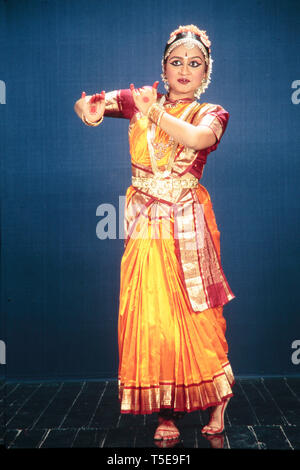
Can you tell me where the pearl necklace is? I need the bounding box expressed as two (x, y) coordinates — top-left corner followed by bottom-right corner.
(147, 95), (198, 178)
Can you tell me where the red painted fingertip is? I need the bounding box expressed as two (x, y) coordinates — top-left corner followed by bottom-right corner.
(153, 81), (159, 89)
(130, 83), (134, 91)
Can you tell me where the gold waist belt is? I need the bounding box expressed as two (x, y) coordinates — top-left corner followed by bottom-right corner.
(132, 175), (199, 192)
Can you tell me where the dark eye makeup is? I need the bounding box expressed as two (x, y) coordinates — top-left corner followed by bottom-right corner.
(169, 59), (202, 68)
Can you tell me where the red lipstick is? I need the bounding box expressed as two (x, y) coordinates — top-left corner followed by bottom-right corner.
(178, 78), (190, 84)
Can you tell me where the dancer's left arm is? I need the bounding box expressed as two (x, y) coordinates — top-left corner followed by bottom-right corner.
(157, 112), (217, 150)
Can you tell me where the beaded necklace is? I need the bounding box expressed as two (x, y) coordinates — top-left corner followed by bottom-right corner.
(147, 95), (198, 178)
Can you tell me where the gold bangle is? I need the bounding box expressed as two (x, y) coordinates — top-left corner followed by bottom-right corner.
(147, 103), (165, 127)
(81, 113), (104, 127)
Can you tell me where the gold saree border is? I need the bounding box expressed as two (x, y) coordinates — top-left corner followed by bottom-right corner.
(118, 362), (235, 414)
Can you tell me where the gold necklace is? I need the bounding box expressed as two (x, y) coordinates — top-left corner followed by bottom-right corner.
(164, 96), (195, 109)
(147, 95), (198, 178)
(152, 138), (175, 161)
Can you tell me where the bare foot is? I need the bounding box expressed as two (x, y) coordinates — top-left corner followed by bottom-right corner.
(201, 397), (231, 434)
(154, 417), (180, 441)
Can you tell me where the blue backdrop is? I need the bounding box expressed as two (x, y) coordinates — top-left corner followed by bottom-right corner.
(1, 0), (299, 381)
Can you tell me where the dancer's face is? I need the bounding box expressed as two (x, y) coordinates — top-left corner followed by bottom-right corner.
(164, 44), (207, 99)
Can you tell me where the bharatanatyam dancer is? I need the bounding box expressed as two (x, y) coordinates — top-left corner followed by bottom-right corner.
(74, 24), (236, 443)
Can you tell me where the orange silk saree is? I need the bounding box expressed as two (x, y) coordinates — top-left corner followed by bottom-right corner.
(115, 95), (235, 414)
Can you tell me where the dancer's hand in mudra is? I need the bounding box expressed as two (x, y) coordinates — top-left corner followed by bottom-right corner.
(81, 90), (106, 121)
(130, 81), (159, 115)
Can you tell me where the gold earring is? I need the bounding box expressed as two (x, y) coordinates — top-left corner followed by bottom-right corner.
(161, 72), (169, 92)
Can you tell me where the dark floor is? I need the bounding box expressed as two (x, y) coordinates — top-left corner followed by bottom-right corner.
(1, 377), (300, 449)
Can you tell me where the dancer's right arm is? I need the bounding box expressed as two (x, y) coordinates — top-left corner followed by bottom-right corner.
(74, 91), (106, 125)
